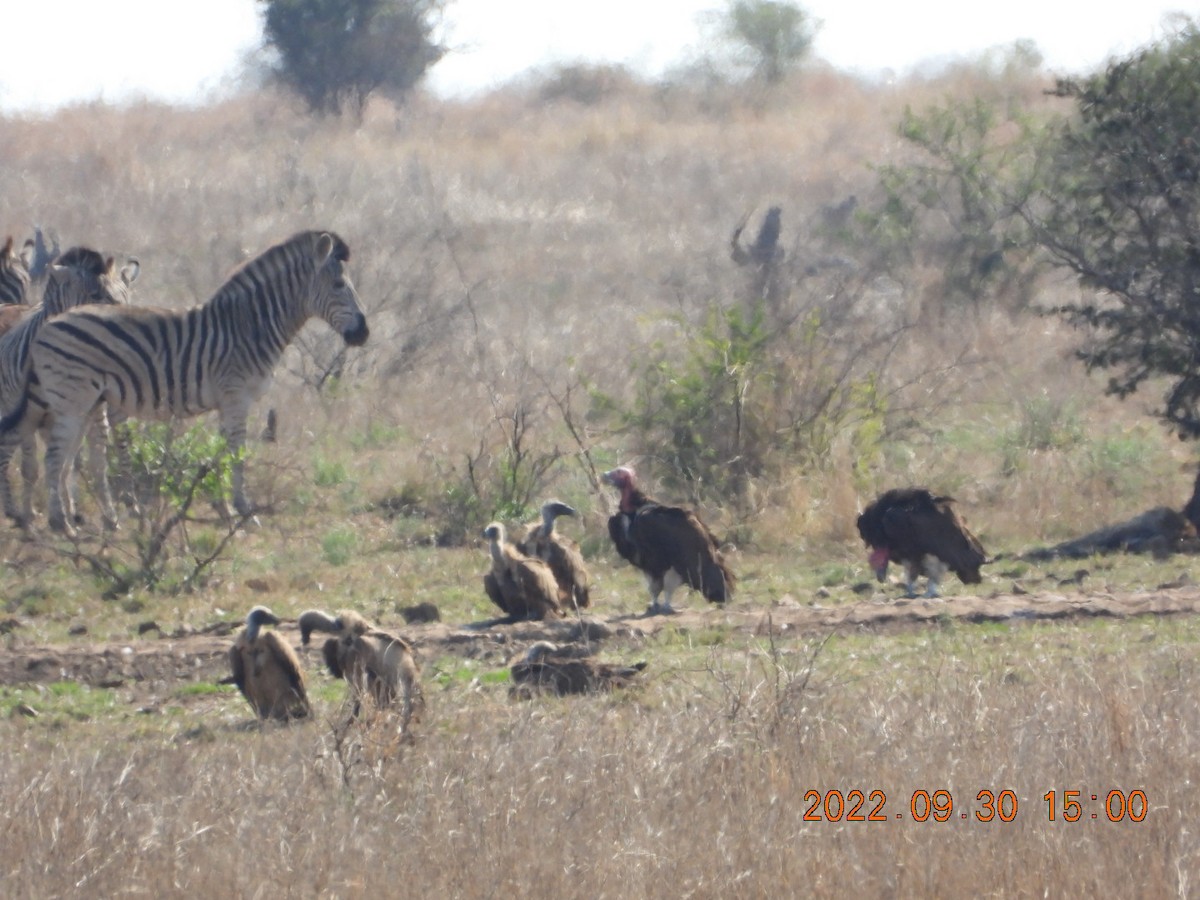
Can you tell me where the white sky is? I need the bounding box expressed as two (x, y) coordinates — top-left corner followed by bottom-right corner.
(0, 0), (1191, 113)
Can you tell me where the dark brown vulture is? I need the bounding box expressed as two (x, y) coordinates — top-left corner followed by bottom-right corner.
(517, 499), (591, 610)
(482, 522), (563, 621)
(298, 608), (424, 726)
(602, 466), (735, 615)
(856, 487), (987, 598)
(227, 606), (310, 722)
(509, 641), (647, 698)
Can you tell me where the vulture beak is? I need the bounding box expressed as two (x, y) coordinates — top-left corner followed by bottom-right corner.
(868, 547), (890, 582)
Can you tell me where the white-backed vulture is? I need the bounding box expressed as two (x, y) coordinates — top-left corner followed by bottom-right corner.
(602, 466), (735, 615)
(517, 500), (591, 610)
(298, 608), (424, 725)
(510, 641), (647, 698)
(856, 487), (987, 598)
(482, 522), (563, 621)
(227, 605), (310, 722)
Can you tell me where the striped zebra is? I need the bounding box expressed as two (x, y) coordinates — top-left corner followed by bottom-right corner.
(0, 247), (140, 526)
(0, 236), (34, 306)
(0, 230), (368, 534)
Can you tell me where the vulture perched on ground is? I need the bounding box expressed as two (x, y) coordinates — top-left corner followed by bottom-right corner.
(856, 488), (987, 598)
(227, 606), (310, 722)
(509, 641), (648, 698)
(298, 608), (424, 725)
(517, 500), (591, 610)
(602, 466), (735, 615)
(482, 521), (563, 621)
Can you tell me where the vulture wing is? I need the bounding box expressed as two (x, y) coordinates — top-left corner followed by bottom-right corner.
(608, 512), (641, 567)
(541, 535), (590, 608)
(880, 495), (986, 583)
(228, 643), (248, 695)
(629, 505), (733, 603)
(513, 556), (562, 619)
(260, 631), (310, 718)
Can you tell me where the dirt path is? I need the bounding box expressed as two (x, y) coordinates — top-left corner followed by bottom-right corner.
(3, 587), (1200, 703)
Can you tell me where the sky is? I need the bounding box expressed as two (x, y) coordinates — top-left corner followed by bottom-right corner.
(0, 1), (1191, 114)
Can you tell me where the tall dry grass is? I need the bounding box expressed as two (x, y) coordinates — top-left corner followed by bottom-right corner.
(0, 621), (1195, 896)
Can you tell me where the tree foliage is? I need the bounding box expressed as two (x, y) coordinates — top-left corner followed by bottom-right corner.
(259, 0), (446, 116)
(1035, 22), (1200, 437)
(722, 0), (816, 84)
(860, 96), (1044, 313)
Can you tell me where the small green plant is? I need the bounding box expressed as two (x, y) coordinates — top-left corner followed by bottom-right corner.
(322, 527), (359, 565)
(313, 455), (349, 487)
(76, 421), (249, 597)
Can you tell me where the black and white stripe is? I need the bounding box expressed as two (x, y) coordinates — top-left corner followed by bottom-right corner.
(1, 230), (367, 533)
(0, 247), (139, 525)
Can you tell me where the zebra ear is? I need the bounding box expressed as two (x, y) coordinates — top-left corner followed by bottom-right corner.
(1, 236), (12, 259)
(315, 233), (334, 265)
(120, 257), (140, 286)
(19, 238), (35, 269)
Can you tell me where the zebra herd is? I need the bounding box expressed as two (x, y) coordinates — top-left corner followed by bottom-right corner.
(0, 229), (367, 535)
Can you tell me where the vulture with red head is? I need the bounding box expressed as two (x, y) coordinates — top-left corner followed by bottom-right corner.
(602, 466), (734, 615)
(517, 500), (591, 610)
(856, 488), (986, 598)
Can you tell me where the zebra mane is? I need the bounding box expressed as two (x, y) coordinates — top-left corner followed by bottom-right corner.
(55, 246), (107, 276)
(212, 230), (350, 309)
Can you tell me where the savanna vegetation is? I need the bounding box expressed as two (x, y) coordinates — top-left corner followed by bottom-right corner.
(1, 23), (1200, 895)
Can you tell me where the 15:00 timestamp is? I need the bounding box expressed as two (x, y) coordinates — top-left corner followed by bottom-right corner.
(1044, 789), (1148, 822)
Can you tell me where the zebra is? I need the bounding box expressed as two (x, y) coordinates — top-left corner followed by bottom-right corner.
(0, 247), (140, 526)
(0, 230), (368, 534)
(0, 235), (35, 306)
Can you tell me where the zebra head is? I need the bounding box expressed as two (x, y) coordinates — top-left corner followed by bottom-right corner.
(0, 236), (33, 306)
(309, 232), (368, 347)
(43, 247), (139, 315)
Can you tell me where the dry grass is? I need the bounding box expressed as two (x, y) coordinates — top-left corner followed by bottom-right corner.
(1, 619), (1197, 896)
(1, 64), (1199, 895)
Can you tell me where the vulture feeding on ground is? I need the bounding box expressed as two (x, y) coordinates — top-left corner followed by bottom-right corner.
(856, 487), (987, 598)
(482, 522), (563, 621)
(509, 641), (648, 698)
(602, 466), (735, 615)
(517, 499), (591, 610)
(298, 608), (424, 725)
(226, 605), (310, 722)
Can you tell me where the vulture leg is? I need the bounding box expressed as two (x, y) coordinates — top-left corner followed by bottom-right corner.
(645, 574), (665, 615)
(903, 560), (921, 599)
(923, 556), (948, 599)
(655, 570), (684, 615)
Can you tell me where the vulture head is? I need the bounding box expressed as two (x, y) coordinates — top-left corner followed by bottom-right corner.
(868, 546), (890, 581)
(601, 467), (635, 491)
(245, 605), (282, 640)
(540, 500), (576, 530)
(482, 522), (506, 543)
(523, 640), (560, 663)
(298, 608), (340, 646)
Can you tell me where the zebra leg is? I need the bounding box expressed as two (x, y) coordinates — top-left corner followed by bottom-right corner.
(84, 411), (118, 530)
(0, 420), (28, 525)
(219, 405), (252, 517)
(45, 414), (89, 535)
(18, 430), (38, 526)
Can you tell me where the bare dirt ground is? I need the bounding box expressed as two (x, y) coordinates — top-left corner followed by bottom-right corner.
(4, 586), (1200, 710)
